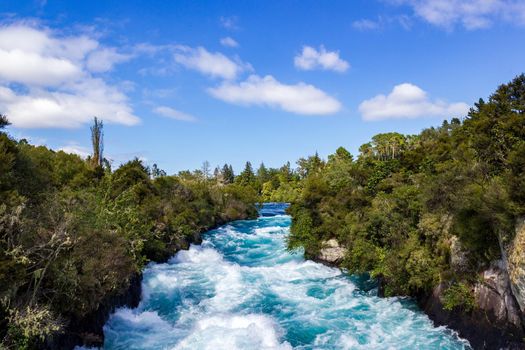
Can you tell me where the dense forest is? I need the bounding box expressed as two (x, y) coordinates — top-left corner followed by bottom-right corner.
(287, 74), (525, 308)
(0, 117), (259, 349)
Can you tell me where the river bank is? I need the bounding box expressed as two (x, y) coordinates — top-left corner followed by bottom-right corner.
(99, 203), (469, 349)
(46, 212), (258, 350)
(312, 238), (525, 349)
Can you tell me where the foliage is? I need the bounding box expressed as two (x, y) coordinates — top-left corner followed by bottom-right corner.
(0, 119), (257, 348)
(287, 74), (525, 298)
(442, 282), (475, 312)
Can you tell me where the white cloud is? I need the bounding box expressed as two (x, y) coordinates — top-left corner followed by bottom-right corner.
(86, 47), (132, 73)
(0, 80), (139, 128)
(294, 46), (349, 73)
(395, 0), (525, 29)
(153, 106), (197, 122)
(174, 46), (247, 80)
(220, 37), (239, 48)
(358, 83), (470, 121)
(0, 23), (139, 128)
(209, 75), (341, 115)
(0, 48), (82, 86)
(59, 143), (90, 158)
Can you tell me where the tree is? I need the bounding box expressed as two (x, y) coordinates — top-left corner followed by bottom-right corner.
(370, 133), (406, 160)
(151, 163), (166, 178)
(297, 152), (324, 178)
(222, 164), (235, 184)
(0, 114), (10, 130)
(328, 146), (353, 163)
(464, 74), (525, 174)
(90, 117), (104, 168)
(237, 161), (255, 186)
(257, 162), (270, 183)
(201, 161), (211, 180)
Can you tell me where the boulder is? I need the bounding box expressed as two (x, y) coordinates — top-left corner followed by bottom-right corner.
(317, 238), (346, 265)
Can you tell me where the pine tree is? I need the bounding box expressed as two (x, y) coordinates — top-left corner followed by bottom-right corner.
(238, 161), (255, 186)
(257, 162), (270, 183)
(222, 164), (235, 184)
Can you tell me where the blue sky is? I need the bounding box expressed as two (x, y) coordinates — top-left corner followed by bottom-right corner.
(1, 0), (524, 174)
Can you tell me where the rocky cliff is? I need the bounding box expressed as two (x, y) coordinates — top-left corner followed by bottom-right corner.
(420, 219), (525, 350)
(507, 218), (525, 314)
(419, 261), (524, 349)
(314, 227), (525, 349)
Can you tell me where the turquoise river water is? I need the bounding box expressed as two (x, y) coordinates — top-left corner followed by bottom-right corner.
(100, 203), (471, 349)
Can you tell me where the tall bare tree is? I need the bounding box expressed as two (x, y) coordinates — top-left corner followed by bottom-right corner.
(90, 117), (104, 167)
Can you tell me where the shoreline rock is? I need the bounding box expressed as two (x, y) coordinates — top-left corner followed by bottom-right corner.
(314, 238), (346, 266)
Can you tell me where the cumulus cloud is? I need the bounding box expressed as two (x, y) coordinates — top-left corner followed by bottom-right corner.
(153, 106), (197, 122)
(358, 83), (469, 121)
(208, 75), (341, 115)
(294, 46), (349, 73)
(220, 37), (239, 48)
(395, 0), (525, 29)
(0, 80), (139, 128)
(174, 46), (248, 80)
(0, 23), (139, 128)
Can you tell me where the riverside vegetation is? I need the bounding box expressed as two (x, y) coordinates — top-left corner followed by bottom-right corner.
(285, 75), (525, 348)
(0, 117), (258, 349)
(0, 74), (524, 349)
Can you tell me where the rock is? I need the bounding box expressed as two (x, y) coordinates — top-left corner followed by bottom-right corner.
(419, 262), (525, 350)
(449, 235), (469, 273)
(317, 238), (346, 265)
(507, 218), (525, 313)
(474, 261), (523, 330)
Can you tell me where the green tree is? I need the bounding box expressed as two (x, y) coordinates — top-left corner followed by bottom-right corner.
(0, 114), (10, 129)
(90, 117), (104, 168)
(237, 161), (256, 186)
(221, 164), (235, 184)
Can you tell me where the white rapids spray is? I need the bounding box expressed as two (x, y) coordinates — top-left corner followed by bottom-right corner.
(100, 204), (471, 350)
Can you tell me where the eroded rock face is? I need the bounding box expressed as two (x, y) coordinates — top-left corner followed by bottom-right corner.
(317, 238), (346, 265)
(420, 266), (525, 350)
(474, 261), (523, 330)
(508, 218), (525, 313)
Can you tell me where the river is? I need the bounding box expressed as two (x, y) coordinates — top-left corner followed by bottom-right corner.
(100, 203), (470, 349)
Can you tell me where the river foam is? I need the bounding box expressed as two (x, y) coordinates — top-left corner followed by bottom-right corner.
(101, 203), (471, 350)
